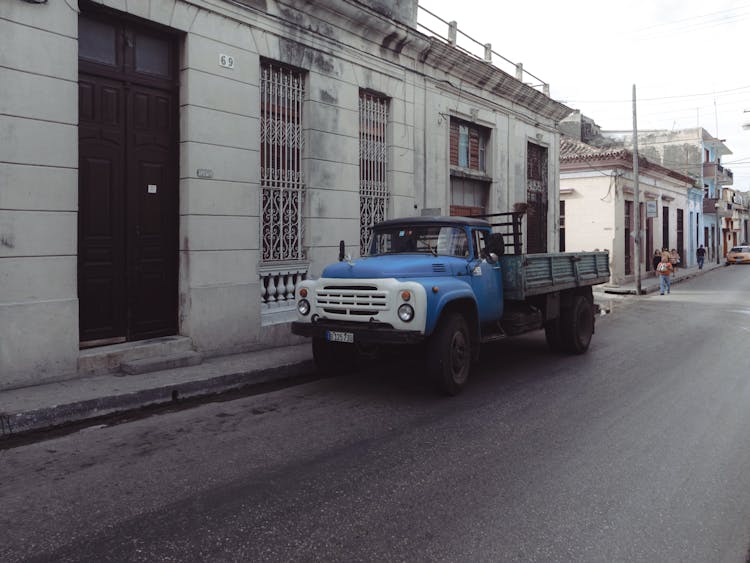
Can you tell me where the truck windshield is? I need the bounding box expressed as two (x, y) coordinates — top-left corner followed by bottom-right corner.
(369, 226), (470, 257)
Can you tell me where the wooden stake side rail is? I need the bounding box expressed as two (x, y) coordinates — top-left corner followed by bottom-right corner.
(469, 211), (525, 255)
(500, 251), (611, 301)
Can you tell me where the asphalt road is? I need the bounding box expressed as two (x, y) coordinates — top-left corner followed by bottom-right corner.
(3, 267), (750, 562)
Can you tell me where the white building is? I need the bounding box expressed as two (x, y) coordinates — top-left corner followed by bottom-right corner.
(560, 138), (695, 285)
(598, 127), (733, 266)
(1, 0), (571, 389)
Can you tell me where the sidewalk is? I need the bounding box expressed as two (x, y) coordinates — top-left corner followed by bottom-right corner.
(0, 343), (315, 437)
(596, 260), (724, 295)
(1, 260), (726, 439)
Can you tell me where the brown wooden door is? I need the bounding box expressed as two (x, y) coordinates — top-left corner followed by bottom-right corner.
(78, 11), (178, 345)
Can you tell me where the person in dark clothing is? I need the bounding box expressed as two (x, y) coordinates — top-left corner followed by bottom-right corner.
(652, 249), (662, 277)
(697, 245), (706, 269)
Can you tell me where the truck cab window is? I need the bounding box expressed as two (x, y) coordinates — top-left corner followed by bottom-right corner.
(370, 226), (469, 257)
(473, 230), (487, 259)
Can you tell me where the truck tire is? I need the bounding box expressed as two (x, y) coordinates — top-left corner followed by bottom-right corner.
(428, 313), (471, 395)
(560, 295), (594, 354)
(544, 319), (565, 352)
(312, 337), (357, 376)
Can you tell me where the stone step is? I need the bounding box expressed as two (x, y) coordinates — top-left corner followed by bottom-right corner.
(120, 350), (203, 375)
(78, 336), (194, 375)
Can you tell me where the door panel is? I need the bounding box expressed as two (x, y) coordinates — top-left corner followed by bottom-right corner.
(128, 84), (178, 339)
(78, 76), (127, 342)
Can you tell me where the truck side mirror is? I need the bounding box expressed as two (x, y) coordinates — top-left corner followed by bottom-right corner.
(339, 240), (345, 262)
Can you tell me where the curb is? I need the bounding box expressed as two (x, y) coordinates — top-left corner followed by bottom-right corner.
(3, 358), (316, 436)
(599, 265), (722, 295)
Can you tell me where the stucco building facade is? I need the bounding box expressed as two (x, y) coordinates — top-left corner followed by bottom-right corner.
(1, 0), (571, 389)
(559, 138), (695, 286)
(599, 128), (733, 266)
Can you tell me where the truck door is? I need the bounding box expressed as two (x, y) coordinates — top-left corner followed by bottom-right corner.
(469, 229), (503, 322)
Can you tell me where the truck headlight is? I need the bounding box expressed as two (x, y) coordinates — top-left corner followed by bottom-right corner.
(298, 299), (310, 316)
(398, 304), (414, 322)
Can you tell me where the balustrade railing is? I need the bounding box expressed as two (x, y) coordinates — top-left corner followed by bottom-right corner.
(260, 265), (308, 311)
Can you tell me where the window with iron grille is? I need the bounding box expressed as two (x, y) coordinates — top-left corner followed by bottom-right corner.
(526, 142), (548, 253)
(260, 62), (305, 262)
(359, 91), (389, 255)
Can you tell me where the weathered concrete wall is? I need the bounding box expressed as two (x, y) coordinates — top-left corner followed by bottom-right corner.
(0, 0), (79, 388)
(559, 172), (616, 254)
(358, 0), (417, 27)
(177, 12), (261, 355)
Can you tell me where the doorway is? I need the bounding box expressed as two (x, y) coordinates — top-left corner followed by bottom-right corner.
(526, 142), (548, 253)
(78, 8), (179, 346)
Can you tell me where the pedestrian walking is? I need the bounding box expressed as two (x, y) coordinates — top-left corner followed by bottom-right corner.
(696, 245), (706, 269)
(670, 248), (681, 276)
(656, 254), (674, 295)
(652, 249), (661, 277)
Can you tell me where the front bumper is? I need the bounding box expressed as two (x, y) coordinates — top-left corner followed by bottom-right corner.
(291, 320), (424, 344)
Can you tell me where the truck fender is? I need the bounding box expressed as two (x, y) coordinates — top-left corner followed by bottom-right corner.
(424, 281), (479, 340)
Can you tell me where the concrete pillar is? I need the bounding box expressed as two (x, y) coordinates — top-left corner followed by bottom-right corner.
(448, 21), (457, 46)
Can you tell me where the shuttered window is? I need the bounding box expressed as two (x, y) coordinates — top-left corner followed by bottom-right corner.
(450, 119), (486, 171)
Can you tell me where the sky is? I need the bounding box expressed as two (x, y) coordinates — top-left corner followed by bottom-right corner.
(417, 0), (750, 191)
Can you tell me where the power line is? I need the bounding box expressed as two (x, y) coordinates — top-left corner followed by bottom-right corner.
(564, 84), (750, 104)
(631, 4), (750, 33)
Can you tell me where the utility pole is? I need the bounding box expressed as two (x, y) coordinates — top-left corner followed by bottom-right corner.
(715, 155), (720, 264)
(632, 85), (642, 294)
(715, 100), (721, 265)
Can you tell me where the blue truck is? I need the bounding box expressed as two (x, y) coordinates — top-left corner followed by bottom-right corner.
(291, 213), (610, 394)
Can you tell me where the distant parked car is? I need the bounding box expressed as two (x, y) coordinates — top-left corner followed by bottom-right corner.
(726, 246), (750, 265)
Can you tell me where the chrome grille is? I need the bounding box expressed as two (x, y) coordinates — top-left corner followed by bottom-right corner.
(316, 285), (388, 316)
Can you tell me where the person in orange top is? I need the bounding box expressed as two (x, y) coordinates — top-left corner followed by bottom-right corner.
(656, 254), (674, 295)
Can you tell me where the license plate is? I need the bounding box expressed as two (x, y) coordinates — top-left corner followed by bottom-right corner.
(326, 330), (354, 343)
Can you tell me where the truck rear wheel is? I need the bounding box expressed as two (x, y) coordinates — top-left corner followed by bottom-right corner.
(312, 337), (357, 376)
(428, 313), (471, 395)
(560, 295), (594, 354)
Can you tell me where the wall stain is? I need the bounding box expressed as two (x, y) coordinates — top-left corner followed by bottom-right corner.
(320, 90), (337, 104)
(312, 52), (335, 75)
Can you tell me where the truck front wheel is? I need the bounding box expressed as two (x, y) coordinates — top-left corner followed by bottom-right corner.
(312, 337), (357, 376)
(428, 313), (472, 395)
(560, 295), (594, 354)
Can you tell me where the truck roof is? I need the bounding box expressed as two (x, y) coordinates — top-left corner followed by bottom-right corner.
(374, 216), (490, 229)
